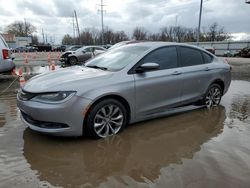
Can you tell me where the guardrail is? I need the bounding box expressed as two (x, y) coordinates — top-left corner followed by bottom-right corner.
(187, 41), (250, 56)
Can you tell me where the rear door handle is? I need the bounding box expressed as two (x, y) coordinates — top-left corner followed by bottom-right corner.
(172, 71), (182, 75)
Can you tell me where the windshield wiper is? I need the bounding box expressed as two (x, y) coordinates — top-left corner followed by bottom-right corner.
(86, 65), (108, 71)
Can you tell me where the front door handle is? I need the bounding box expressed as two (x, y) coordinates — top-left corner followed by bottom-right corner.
(172, 71), (182, 75)
(204, 67), (211, 71)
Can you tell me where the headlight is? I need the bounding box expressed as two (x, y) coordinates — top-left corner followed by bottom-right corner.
(31, 91), (76, 103)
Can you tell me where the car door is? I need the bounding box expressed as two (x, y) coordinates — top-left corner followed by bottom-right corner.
(178, 46), (214, 104)
(78, 47), (92, 62)
(133, 46), (183, 119)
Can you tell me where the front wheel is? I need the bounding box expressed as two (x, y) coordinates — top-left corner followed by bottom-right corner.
(203, 84), (222, 108)
(85, 99), (127, 139)
(68, 57), (78, 65)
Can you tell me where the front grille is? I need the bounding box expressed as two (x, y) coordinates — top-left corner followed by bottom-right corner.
(18, 90), (36, 101)
(21, 111), (69, 129)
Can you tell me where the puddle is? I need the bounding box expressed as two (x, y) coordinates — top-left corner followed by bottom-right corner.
(0, 79), (250, 187)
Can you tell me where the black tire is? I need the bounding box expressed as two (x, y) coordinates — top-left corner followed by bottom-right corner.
(85, 99), (128, 139)
(202, 83), (222, 108)
(68, 57), (78, 65)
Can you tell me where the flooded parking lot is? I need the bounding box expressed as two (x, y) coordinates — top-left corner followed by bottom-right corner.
(0, 60), (250, 188)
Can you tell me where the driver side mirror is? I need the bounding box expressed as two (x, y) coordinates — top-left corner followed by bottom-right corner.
(135, 62), (160, 73)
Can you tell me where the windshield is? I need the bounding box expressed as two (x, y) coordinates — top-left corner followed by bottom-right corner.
(85, 45), (150, 71)
(76, 46), (87, 52)
(109, 41), (128, 50)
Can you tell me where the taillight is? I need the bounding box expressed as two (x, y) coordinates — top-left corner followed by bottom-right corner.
(2, 49), (9, 59)
(223, 58), (232, 71)
(223, 58), (228, 64)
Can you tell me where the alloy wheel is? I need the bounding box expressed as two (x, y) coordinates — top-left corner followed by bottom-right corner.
(69, 57), (77, 65)
(205, 86), (221, 108)
(93, 104), (124, 138)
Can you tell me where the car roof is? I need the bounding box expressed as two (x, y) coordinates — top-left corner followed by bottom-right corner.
(126, 41), (211, 53)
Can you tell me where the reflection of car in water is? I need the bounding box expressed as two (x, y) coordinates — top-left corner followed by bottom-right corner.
(23, 106), (225, 187)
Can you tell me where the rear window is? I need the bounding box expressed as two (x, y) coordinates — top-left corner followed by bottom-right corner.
(202, 52), (213, 63)
(0, 35), (8, 48)
(179, 47), (203, 67)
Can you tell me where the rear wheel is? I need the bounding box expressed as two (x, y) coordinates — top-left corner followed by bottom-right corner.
(203, 84), (222, 108)
(86, 99), (127, 139)
(68, 57), (78, 65)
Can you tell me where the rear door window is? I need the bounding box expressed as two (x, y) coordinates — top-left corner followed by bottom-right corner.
(179, 46), (203, 67)
(139, 46), (178, 70)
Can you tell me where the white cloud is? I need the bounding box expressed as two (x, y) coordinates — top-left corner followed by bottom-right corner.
(0, 0), (249, 44)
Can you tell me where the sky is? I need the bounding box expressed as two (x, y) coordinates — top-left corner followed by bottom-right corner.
(0, 0), (249, 44)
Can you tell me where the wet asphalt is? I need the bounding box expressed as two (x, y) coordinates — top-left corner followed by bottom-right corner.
(0, 57), (250, 188)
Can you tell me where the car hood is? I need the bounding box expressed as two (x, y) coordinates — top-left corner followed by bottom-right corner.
(23, 66), (113, 93)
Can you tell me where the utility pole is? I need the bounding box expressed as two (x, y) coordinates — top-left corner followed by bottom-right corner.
(72, 13), (76, 45)
(24, 18), (27, 36)
(197, 0), (203, 45)
(98, 0), (106, 45)
(74, 10), (81, 45)
(42, 28), (45, 44)
(175, 15), (178, 27)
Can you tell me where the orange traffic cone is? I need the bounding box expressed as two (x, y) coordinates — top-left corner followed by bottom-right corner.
(11, 68), (17, 76)
(57, 52), (60, 60)
(19, 76), (26, 87)
(51, 61), (56, 71)
(32, 53), (36, 60)
(18, 67), (23, 76)
(25, 54), (28, 64)
(24, 65), (31, 75)
(47, 52), (51, 63)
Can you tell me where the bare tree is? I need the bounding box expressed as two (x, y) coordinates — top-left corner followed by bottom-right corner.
(132, 27), (148, 40)
(113, 31), (129, 44)
(62, 34), (74, 45)
(5, 21), (36, 37)
(205, 22), (229, 41)
(103, 27), (114, 44)
(90, 28), (101, 45)
(148, 33), (162, 41)
(31, 35), (39, 44)
(80, 29), (94, 45)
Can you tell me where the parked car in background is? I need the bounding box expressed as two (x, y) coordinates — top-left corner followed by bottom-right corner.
(102, 44), (112, 49)
(60, 46), (107, 65)
(0, 35), (15, 73)
(240, 47), (250, 58)
(65, 45), (82, 51)
(223, 50), (240, 57)
(202, 46), (215, 54)
(14, 46), (28, 53)
(17, 42), (231, 138)
(26, 46), (39, 52)
(55, 45), (66, 52)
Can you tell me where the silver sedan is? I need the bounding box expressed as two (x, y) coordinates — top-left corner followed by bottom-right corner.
(17, 42), (231, 138)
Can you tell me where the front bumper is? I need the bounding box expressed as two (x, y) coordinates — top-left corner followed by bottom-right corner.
(17, 94), (92, 136)
(59, 57), (66, 62)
